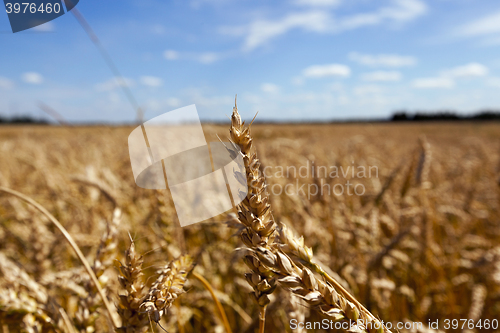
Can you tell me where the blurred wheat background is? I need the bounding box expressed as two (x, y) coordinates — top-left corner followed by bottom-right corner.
(0, 119), (499, 332)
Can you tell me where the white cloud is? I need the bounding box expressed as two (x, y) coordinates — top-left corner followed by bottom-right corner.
(243, 11), (330, 51)
(22, 72), (44, 85)
(442, 63), (489, 78)
(335, 0), (426, 30)
(337, 14), (380, 30)
(261, 83), (280, 93)
(164, 50), (180, 60)
(410, 63), (488, 90)
(303, 64), (351, 78)
(349, 52), (417, 67)
(96, 77), (134, 92)
(32, 21), (55, 32)
(0, 77), (14, 89)
(140, 76), (163, 87)
(455, 10), (500, 37)
(378, 0), (427, 22)
(412, 77), (455, 89)
(230, 0), (426, 51)
(361, 71), (402, 82)
(293, 0), (341, 7)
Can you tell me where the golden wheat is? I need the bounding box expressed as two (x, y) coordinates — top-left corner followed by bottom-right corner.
(0, 115), (498, 332)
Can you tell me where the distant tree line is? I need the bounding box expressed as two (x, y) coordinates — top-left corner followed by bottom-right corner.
(2, 110), (500, 125)
(0, 115), (49, 124)
(391, 110), (500, 121)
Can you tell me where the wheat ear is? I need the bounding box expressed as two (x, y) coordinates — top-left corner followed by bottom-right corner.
(139, 255), (193, 327)
(116, 241), (149, 333)
(229, 98), (278, 333)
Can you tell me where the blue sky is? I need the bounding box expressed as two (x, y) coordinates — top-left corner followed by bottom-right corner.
(1, 0), (500, 122)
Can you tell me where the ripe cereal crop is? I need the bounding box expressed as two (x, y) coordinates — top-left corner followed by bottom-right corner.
(1, 106), (499, 332)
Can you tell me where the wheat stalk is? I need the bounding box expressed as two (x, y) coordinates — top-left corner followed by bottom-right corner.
(228, 104), (391, 333)
(139, 255), (193, 329)
(116, 241), (149, 333)
(0, 186), (120, 329)
(192, 271), (233, 333)
(228, 97), (278, 333)
(76, 207), (122, 332)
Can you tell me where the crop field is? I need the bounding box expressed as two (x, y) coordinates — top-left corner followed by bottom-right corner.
(0, 113), (499, 333)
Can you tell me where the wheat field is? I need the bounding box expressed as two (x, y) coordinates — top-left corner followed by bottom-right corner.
(0, 114), (499, 332)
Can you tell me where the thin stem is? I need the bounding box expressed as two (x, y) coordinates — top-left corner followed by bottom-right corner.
(258, 306), (267, 333)
(175, 300), (185, 333)
(58, 308), (77, 333)
(192, 271), (233, 333)
(0, 186), (119, 329)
